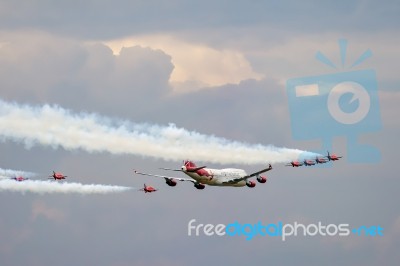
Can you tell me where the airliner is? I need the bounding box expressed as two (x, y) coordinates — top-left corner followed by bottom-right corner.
(134, 160), (272, 190)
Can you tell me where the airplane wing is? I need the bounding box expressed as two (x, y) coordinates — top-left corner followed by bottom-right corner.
(160, 166), (207, 172)
(159, 167), (183, 172)
(221, 164), (272, 184)
(134, 170), (197, 184)
(246, 164), (273, 177)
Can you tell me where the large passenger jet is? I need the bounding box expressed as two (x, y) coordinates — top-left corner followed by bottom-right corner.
(134, 160), (272, 190)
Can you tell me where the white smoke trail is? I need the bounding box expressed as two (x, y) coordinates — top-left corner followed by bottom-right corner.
(0, 179), (131, 194)
(0, 168), (36, 179)
(0, 99), (316, 165)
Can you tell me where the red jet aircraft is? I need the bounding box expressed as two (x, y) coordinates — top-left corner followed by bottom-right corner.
(12, 176), (29, 182)
(139, 183), (158, 193)
(325, 151), (343, 161)
(285, 161), (303, 167)
(303, 159), (316, 166)
(314, 156), (328, 164)
(48, 171), (67, 181)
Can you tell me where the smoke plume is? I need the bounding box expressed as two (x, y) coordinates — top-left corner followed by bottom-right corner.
(0, 179), (131, 195)
(0, 99), (315, 164)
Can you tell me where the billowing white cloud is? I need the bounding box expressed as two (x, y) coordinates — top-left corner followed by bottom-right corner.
(105, 34), (263, 91)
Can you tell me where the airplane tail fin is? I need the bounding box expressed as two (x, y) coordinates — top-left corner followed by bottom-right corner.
(184, 160), (197, 168)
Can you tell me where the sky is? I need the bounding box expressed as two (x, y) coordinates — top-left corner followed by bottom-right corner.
(0, 0), (399, 265)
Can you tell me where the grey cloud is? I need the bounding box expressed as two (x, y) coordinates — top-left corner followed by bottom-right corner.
(0, 34), (86, 102)
(0, 1), (399, 39)
(0, 35), (174, 119)
(80, 44), (174, 118)
(0, 34), (290, 146)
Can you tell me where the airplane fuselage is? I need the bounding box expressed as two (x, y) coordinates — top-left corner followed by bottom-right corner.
(134, 160), (272, 189)
(183, 168), (248, 187)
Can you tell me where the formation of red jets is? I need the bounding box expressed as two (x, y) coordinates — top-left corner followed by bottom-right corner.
(10, 171), (68, 182)
(8, 170), (155, 194)
(285, 151), (342, 167)
(9, 170), (157, 194)
(7, 151), (342, 194)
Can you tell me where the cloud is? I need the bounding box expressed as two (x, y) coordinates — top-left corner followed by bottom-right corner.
(105, 34), (263, 91)
(0, 31), (87, 102)
(0, 31), (174, 117)
(31, 200), (65, 222)
(0, 1), (399, 40)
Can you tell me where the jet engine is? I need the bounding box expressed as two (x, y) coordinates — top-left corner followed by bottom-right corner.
(165, 178), (177, 186)
(256, 175), (267, 183)
(194, 183), (205, 190)
(246, 180), (256, 188)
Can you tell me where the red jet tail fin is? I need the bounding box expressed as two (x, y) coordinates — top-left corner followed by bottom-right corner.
(184, 160), (197, 168)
